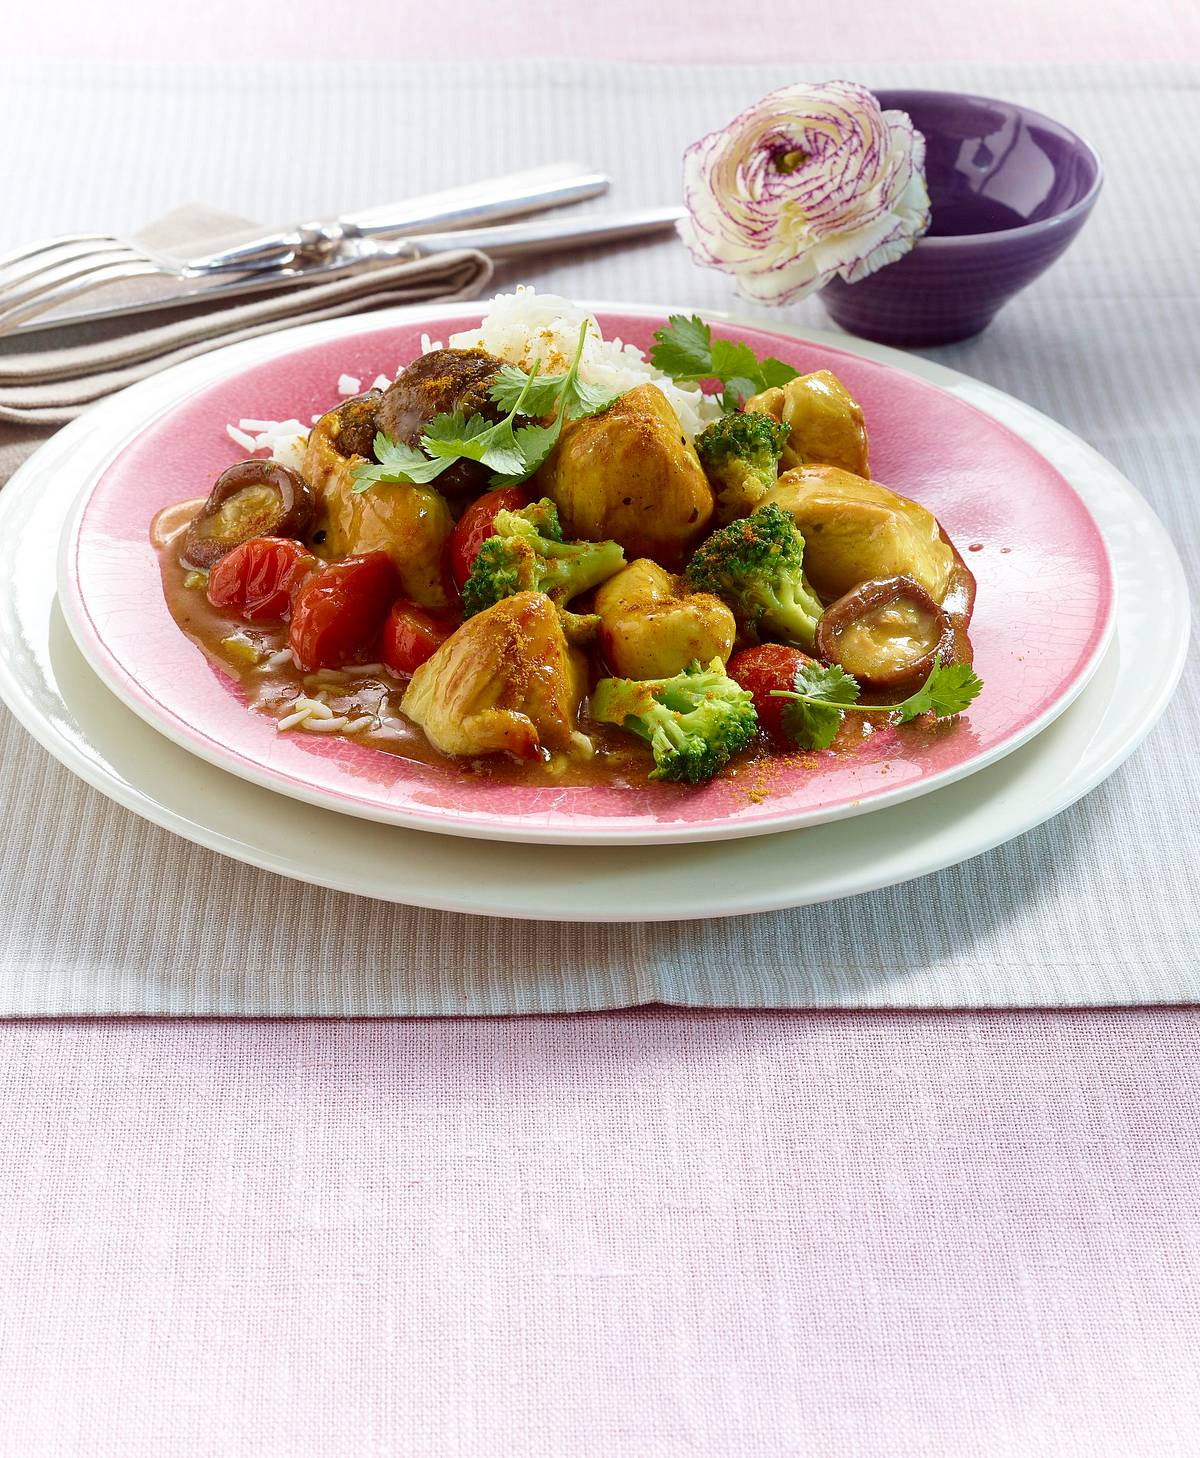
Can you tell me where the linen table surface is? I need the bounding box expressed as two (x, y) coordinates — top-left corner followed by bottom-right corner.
(0, 28), (1198, 1458)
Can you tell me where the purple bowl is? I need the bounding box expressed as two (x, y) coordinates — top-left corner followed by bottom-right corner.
(820, 89), (1103, 347)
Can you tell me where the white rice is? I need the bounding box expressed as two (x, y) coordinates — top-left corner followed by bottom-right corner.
(224, 286), (718, 472)
(277, 687), (384, 738)
(444, 286), (721, 441)
(225, 416), (310, 472)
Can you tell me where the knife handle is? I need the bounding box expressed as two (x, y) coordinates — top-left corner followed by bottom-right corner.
(398, 206), (687, 260)
(188, 164), (612, 274)
(341, 164), (611, 238)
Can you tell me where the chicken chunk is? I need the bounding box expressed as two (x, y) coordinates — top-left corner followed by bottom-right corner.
(746, 370), (870, 478)
(595, 558), (736, 679)
(401, 591), (586, 760)
(304, 394), (454, 611)
(538, 383), (714, 568)
(377, 348), (504, 496)
(760, 465), (955, 604)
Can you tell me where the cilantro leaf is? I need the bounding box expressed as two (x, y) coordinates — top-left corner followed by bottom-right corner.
(709, 337), (762, 384)
(793, 659), (861, 706)
(775, 660), (860, 749)
(893, 661), (984, 722)
(769, 655), (983, 748)
(484, 320), (607, 486)
(490, 420), (562, 487)
(719, 376), (763, 411)
(760, 356), (801, 390)
(648, 314), (714, 379)
(351, 431), (454, 491)
(780, 698), (844, 751)
(489, 360), (619, 426)
(571, 377), (622, 418)
(421, 409), (525, 475)
(420, 409), (494, 447)
(488, 364), (565, 418)
(355, 321), (618, 496)
(650, 314), (801, 407)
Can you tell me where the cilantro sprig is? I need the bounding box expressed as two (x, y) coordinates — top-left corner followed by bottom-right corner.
(771, 657), (984, 751)
(649, 314), (800, 410)
(352, 321), (617, 495)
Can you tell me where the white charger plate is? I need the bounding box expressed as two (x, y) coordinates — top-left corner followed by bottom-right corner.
(0, 308), (1187, 921)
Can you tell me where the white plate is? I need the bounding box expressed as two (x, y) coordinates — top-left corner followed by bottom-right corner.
(0, 308), (1188, 921)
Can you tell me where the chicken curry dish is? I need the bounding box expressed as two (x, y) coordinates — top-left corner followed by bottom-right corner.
(154, 293), (982, 789)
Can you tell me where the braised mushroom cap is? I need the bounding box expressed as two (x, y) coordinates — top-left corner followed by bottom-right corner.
(182, 460), (314, 570)
(323, 389), (382, 461)
(816, 575), (954, 694)
(378, 348), (504, 496)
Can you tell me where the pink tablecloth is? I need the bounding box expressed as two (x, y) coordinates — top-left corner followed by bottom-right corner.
(3, 1010), (1198, 1457)
(6, 0), (1198, 62)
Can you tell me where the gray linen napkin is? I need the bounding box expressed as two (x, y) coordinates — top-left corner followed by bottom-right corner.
(0, 204), (493, 482)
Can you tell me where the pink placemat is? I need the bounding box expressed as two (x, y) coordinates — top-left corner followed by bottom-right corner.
(1, 1009), (1197, 1458)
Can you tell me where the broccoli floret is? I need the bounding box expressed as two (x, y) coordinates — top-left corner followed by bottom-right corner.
(588, 658), (757, 784)
(695, 411), (791, 522)
(462, 497), (626, 618)
(682, 503), (824, 650)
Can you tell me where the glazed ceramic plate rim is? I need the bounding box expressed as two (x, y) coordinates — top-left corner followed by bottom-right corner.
(55, 303), (1116, 847)
(0, 306), (1185, 920)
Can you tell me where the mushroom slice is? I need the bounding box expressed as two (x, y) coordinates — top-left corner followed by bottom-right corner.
(816, 575), (955, 694)
(182, 460), (314, 570)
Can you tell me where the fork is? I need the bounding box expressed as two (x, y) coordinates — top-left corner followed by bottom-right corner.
(0, 163), (612, 336)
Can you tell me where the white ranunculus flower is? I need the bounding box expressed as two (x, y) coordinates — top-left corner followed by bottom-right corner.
(678, 80), (931, 305)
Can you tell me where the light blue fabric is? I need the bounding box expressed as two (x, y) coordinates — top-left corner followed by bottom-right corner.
(0, 60), (1194, 1012)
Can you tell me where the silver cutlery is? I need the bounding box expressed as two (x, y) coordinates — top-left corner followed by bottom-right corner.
(0, 163), (644, 337)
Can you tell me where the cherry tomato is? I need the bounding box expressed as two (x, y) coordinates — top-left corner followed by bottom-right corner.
(382, 600), (459, 677)
(446, 485), (533, 590)
(288, 553), (400, 672)
(727, 643), (817, 744)
(205, 536), (315, 623)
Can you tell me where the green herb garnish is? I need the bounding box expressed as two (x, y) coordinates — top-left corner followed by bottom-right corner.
(649, 314), (800, 409)
(771, 656), (984, 750)
(352, 320), (618, 494)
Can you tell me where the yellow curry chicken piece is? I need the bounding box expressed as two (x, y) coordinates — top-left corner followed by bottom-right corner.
(595, 559), (737, 680)
(304, 397), (454, 611)
(746, 370), (870, 478)
(401, 592), (586, 760)
(538, 383), (714, 568)
(760, 465), (955, 604)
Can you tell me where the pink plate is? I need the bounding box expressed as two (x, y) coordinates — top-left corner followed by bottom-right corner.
(59, 307), (1115, 845)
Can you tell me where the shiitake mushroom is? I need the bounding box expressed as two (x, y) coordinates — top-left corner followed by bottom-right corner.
(324, 389), (383, 461)
(816, 575), (956, 695)
(377, 348), (504, 496)
(182, 460), (314, 570)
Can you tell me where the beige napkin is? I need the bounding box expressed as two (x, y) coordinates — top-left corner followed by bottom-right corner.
(0, 204), (493, 482)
